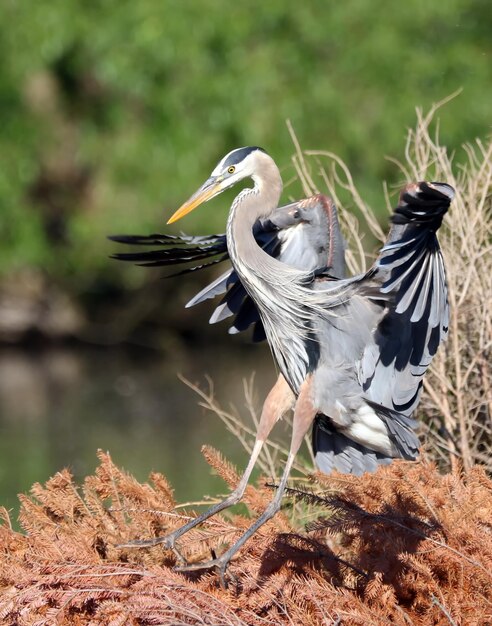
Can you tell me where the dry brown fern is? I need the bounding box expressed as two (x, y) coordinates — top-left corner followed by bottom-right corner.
(1, 451), (492, 625)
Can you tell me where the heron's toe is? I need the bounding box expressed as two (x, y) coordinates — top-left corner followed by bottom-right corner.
(174, 554), (233, 587)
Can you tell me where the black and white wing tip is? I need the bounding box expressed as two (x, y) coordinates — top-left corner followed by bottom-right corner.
(358, 179), (453, 425)
(379, 180), (453, 324)
(391, 181), (454, 229)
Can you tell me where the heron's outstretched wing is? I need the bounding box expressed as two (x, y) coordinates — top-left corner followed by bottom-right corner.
(359, 181), (453, 414)
(313, 181), (453, 474)
(110, 195), (346, 341)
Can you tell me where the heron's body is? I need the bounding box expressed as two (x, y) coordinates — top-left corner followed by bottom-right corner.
(217, 149), (449, 473)
(117, 145), (453, 582)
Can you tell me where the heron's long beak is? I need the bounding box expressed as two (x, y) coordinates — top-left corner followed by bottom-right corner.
(167, 176), (224, 224)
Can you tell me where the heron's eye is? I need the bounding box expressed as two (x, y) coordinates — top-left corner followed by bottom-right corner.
(227, 166), (235, 174)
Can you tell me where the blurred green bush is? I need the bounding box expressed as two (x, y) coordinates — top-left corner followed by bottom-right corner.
(0, 0), (491, 289)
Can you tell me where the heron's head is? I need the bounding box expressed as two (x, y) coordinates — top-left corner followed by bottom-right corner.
(167, 147), (268, 224)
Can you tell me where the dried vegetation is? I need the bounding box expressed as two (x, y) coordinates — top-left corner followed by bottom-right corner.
(1, 451), (492, 625)
(1, 106), (491, 624)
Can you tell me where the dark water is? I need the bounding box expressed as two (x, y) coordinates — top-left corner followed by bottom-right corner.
(0, 342), (278, 522)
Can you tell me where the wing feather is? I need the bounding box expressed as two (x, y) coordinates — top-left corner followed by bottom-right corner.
(360, 181), (453, 417)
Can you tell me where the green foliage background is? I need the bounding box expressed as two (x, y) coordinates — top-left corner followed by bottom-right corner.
(1, 0), (491, 291)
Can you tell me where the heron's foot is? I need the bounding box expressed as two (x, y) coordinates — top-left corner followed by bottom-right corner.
(175, 553), (235, 589)
(117, 532), (187, 566)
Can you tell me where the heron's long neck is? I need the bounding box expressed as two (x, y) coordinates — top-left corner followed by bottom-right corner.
(225, 163), (313, 392)
(226, 164), (294, 282)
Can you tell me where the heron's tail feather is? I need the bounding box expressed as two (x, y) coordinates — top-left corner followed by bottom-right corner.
(312, 417), (393, 476)
(364, 399), (420, 460)
(312, 403), (419, 476)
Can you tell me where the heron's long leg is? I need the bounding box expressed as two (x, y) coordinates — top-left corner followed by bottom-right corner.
(176, 376), (316, 585)
(118, 375), (294, 557)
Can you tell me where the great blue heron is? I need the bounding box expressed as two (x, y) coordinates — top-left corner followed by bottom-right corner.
(118, 146), (453, 583)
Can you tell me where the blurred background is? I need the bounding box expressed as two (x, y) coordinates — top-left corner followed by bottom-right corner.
(0, 0), (491, 517)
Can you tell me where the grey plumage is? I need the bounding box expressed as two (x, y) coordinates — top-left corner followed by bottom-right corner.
(116, 146), (453, 579)
(112, 152), (452, 474)
(210, 151), (451, 469)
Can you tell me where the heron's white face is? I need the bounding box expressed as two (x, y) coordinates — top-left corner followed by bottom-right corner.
(167, 147), (266, 224)
(210, 148), (258, 185)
